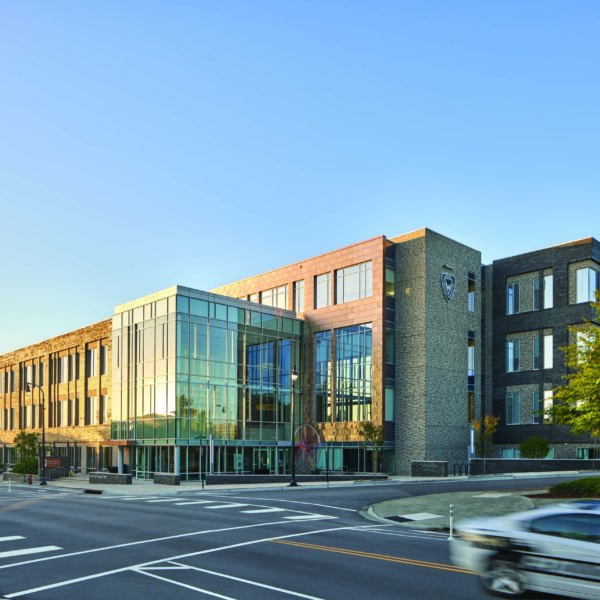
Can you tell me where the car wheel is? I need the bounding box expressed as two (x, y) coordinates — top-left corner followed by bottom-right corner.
(481, 560), (525, 597)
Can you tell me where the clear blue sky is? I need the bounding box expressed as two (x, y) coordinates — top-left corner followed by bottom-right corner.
(1, 1), (598, 355)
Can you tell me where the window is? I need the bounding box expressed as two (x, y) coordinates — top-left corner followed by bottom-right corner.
(100, 346), (108, 375)
(507, 282), (520, 315)
(68, 354), (78, 381)
(261, 285), (288, 309)
(577, 447), (600, 460)
(506, 340), (520, 372)
(315, 331), (332, 422)
(544, 274), (553, 308)
(58, 400), (69, 426)
(533, 278), (540, 311)
(385, 330), (395, 364)
(501, 448), (520, 458)
(467, 272), (475, 312)
(467, 391), (475, 422)
(533, 336), (540, 370)
(58, 356), (68, 383)
(86, 348), (97, 377)
(532, 390), (542, 424)
(543, 334), (553, 369)
(293, 280), (304, 312)
(543, 390), (553, 422)
(530, 513), (600, 543)
(467, 336), (475, 377)
(506, 392), (520, 425)
(335, 323), (372, 421)
(25, 365), (32, 388)
(335, 261), (372, 304)
(576, 267), (600, 303)
(100, 395), (108, 424)
(385, 267), (395, 297)
(315, 273), (332, 309)
(248, 292), (258, 303)
(86, 396), (98, 425)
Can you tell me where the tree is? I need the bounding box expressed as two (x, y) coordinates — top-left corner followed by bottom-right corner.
(472, 414), (500, 474)
(550, 295), (600, 446)
(12, 431), (40, 474)
(358, 422), (384, 478)
(519, 436), (550, 459)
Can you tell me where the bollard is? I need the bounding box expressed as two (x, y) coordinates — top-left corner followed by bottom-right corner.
(447, 504), (455, 541)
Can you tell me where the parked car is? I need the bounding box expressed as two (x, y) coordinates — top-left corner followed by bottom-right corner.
(450, 500), (600, 598)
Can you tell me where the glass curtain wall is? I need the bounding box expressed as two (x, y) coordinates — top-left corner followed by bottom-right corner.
(111, 287), (302, 478)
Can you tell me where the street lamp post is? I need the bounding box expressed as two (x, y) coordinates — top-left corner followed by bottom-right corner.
(26, 382), (46, 485)
(289, 366), (298, 487)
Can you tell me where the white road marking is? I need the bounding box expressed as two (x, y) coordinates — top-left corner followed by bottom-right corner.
(159, 560), (326, 599)
(146, 498), (182, 503)
(0, 546), (62, 559)
(202, 494), (356, 512)
(283, 514), (333, 521)
(117, 496), (162, 501)
(242, 508), (286, 514)
(3, 523), (356, 597)
(0, 537), (25, 542)
(174, 500), (218, 506)
(205, 503), (249, 510)
(134, 569), (235, 600)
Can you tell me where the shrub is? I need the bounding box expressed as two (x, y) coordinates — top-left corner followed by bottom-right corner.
(519, 436), (550, 459)
(12, 458), (39, 475)
(549, 477), (600, 497)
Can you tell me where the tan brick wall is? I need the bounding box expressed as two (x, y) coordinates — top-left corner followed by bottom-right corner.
(0, 320), (112, 447)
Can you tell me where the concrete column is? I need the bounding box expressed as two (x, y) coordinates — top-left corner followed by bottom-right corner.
(118, 447), (124, 474)
(174, 446), (180, 475)
(81, 446), (87, 475)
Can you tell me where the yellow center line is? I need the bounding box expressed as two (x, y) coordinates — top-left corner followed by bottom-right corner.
(273, 540), (474, 575)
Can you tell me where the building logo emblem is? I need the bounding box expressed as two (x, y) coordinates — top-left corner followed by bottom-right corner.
(441, 271), (456, 302)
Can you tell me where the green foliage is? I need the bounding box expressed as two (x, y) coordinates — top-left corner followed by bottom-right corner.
(549, 477), (600, 497)
(358, 422), (384, 475)
(551, 295), (600, 440)
(519, 436), (550, 459)
(0, 460), (6, 472)
(12, 458), (39, 475)
(13, 431), (40, 463)
(358, 422), (385, 446)
(472, 415), (500, 458)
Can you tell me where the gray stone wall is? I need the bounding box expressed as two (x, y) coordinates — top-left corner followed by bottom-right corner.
(393, 229), (481, 474)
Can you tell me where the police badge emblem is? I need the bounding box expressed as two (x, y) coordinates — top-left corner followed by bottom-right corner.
(441, 271), (456, 302)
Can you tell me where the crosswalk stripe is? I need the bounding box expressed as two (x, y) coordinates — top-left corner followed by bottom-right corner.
(0, 536), (25, 542)
(205, 503), (249, 510)
(283, 514), (333, 521)
(174, 500), (218, 506)
(118, 497), (162, 501)
(146, 499), (182, 503)
(0, 545), (62, 559)
(242, 508), (286, 514)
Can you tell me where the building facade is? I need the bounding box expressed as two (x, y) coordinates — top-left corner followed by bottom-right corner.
(1, 230), (598, 478)
(487, 237), (600, 459)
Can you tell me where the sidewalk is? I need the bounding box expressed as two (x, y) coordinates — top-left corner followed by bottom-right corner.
(3, 470), (586, 529)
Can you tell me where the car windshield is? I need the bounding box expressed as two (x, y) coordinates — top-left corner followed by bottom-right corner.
(529, 513), (600, 543)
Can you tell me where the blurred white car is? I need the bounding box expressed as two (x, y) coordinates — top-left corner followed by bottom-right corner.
(450, 501), (600, 598)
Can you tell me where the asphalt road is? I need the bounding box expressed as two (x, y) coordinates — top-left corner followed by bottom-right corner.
(0, 477), (577, 600)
